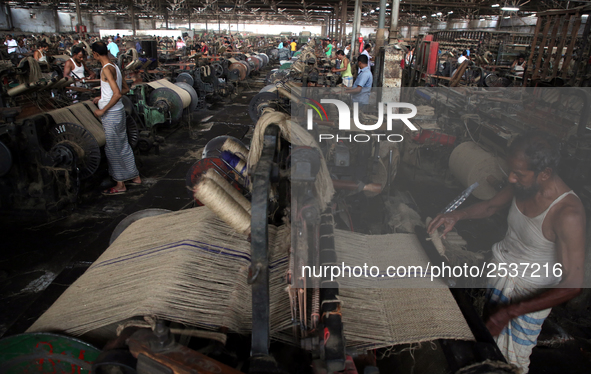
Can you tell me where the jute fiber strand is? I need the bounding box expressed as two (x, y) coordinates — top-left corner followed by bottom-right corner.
(248, 111), (334, 211)
(425, 217), (447, 258)
(203, 169), (251, 214)
(148, 79), (191, 109)
(18, 57), (43, 84)
(69, 102), (107, 146)
(193, 178), (251, 235)
(330, 230), (475, 348)
(221, 138), (250, 161)
(48, 102), (106, 147)
(27, 207), (292, 337)
(27, 208), (473, 349)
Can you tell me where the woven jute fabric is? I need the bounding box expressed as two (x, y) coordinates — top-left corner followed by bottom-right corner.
(28, 208), (473, 348)
(329, 230), (475, 349)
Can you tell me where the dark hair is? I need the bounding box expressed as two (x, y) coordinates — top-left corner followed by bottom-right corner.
(509, 131), (560, 175)
(358, 54), (369, 64)
(462, 50), (468, 56)
(91, 41), (108, 56)
(39, 41), (48, 48)
(72, 46), (85, 56)
(336, 50), (344, 56)
(365, 44), (371, 50)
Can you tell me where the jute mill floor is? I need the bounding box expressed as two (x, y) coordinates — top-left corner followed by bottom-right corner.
(1, 76), (590, 373)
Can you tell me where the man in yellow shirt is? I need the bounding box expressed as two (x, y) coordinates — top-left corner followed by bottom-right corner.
(290, 39), (297, 57)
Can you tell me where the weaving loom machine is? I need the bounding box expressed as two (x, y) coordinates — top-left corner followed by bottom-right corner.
(13, 98), (518, 374)
(0, 100), (138, 211)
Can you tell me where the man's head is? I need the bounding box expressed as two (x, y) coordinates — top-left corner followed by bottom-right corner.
(72, 46), (85, 63)
(358, 54), (369, 68)
(518, 54), (525, 64)
(17, 39), (24, 47)
(6, 34), (12, 41)
(365, 44), (371, 52)
(336, 50), (345, 60)
(507, 131), (560, 200)
(91, 41), (109, 58)
(107, 38), (113, 44)
(39, 41), (48, 51)
(178, 37), (182, 41)
(462, 50), (468, 57)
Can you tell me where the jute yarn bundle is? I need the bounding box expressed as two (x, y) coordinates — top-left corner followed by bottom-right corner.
(247, 111), (334, 211)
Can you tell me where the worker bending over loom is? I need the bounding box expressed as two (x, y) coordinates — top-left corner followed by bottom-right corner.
(63, 46), (96, 85)
(428, 132), (586, 373)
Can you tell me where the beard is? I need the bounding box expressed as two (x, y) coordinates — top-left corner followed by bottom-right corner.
(514, 181), (540, 201)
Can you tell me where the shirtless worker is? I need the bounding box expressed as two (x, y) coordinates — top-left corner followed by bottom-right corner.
(428, 131), (585, 373)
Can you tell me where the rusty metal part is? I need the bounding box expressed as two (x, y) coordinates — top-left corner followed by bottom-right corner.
(127, 329), (242, 374)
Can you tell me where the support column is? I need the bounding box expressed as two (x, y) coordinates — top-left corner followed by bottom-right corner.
(87, 12), (94, 33)
(53, 7), (60, 33)
(341, 0), (347, 48)
(130, 0), (136, 35)
(350, 0), (361, 59)
(165, 7), (169, 29)
(205, 19), (207, 32)
(375, 0), (387, 50)
(74, 0), (83, 37)
(389, 0), (400, 41)
(151, 17), (156, 29)
(188, 7), (191, 30)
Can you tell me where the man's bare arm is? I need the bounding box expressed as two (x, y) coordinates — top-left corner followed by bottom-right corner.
(427, 184), (515, 236)
(486, 203), (586, 336)
(121, 76), (130, 95)
(345, 86), (363, 94)
(63, 60), (73, 78)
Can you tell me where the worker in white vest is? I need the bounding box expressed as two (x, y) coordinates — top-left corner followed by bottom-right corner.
(428, 131), (585, 374)
(63, 46), (96, 85)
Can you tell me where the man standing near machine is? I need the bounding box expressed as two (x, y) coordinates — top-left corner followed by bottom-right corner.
(91, 41), (141, 195)
(290, 39), (297, 57)
(63, 46), (96, 84)
(107, 38), (119, 58)
(428, 132), (585, 374)
(332, 50), (353, 87)
(325, 38), (333, 58)
(345, 54), (372, 110)
(4, 34), (17, 54)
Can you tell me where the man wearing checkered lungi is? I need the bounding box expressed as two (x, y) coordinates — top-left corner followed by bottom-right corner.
(92, 41), (141, 195)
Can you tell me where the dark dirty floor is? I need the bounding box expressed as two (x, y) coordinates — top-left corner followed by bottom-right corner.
(0, 76), (590, 373)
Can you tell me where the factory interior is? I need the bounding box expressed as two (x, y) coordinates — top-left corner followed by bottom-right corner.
(1, 0), (591, 373)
